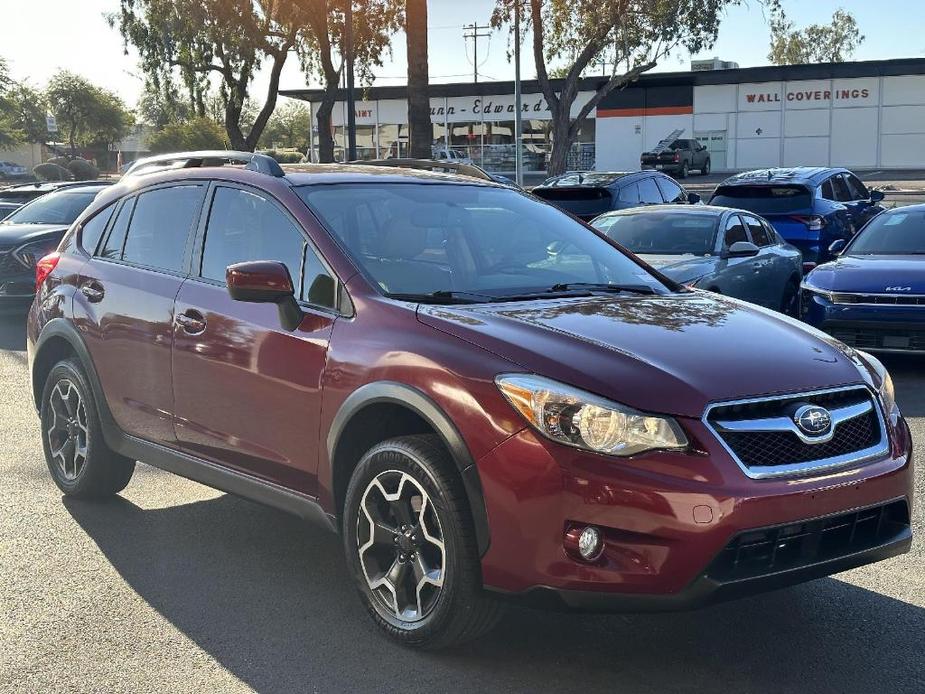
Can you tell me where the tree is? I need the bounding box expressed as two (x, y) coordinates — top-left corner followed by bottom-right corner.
(0, 57), (22, 149)
(45, 71), (133, 154)
(768, 5), (864, 65)
(299, 0), (402, 162)
(112, 0), (302, 151)
(148, 116), (229, 152)
(405, 0), (430, 159)
(8, 83), (49, 144)
(137, 79), (201, 129)
(492, 0), (740, 176)
(258, 99), (311, 150)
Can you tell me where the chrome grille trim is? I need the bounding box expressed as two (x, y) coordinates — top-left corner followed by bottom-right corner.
(832, 292), (925, 306)
(702, 385), (889, 480)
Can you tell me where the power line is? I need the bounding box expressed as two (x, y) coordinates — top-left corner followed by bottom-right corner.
(462, 22), (492, 83)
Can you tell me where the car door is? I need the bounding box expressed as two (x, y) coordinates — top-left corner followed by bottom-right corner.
(171, 183), (339, 495)
(710, 213), (762, 303)
(740, 212), (787, 308)
(73, 183), (207, 445)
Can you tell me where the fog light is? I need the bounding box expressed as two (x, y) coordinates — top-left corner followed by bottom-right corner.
(578, 526), (602, 560)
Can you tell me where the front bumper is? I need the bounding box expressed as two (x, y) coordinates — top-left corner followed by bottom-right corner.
(803, 293), (925, 353)
(476, 413), (913, 610)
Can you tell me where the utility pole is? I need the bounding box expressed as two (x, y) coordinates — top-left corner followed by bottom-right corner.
(513, 2), (523, 186)
(345, 0), (357, 161)
(463, 22), (491, 83)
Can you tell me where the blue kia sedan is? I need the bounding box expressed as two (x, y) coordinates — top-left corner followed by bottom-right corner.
(710, 167), (885, 269)
(802, 204), (925, 353)
(592, 205), (803, 313)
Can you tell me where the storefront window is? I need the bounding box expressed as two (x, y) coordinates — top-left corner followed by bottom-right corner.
(378, 124), (407, 159)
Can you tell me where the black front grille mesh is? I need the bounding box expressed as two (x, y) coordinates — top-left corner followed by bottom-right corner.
(707, 500), (910, 582)
(708, 388), (882, 470)
(829, 327), (925, 352)
(0, 252), (25, 275)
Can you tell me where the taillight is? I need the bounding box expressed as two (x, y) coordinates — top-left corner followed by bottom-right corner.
(673, 152), (680, 162)
(790, 215), (827, 231)
(802, 261), (817, 274)
(35, 252), (61, 289)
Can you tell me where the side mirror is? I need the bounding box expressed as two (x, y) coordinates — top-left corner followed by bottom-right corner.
(724, 241), (760, 258)
(687, 192), (701, 204)
(828, 239), (847, 255)
(226, 260), (303, 331)
(869, 189), (885, 202)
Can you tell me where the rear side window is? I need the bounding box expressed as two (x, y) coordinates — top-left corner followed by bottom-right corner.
(200, 186), (304, 291)
(618, 183), (639, 204)
(832, 175), (853, 202)
(637, 177), (662, 204)
(821, 179), (836, 201)
(79, 204), (115, 255)
(742, 214), (771, 246)
(711, 185), (812, 214)
(121, 186), (204, 272)
(100, 198), (135, 260)
(655, 176), (686, 203)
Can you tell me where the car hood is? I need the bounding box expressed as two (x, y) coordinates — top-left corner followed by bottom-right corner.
(418, 292), (865, 418)
(0, 222), (68, 248)
(636, 254), (715, 283)
(807, 255), (925, 293)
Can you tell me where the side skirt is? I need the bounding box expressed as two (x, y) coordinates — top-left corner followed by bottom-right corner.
(115, 434), (337, 533)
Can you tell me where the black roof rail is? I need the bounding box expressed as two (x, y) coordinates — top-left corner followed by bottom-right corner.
(350, 158), (497, 183)
(122, 150), (285, 178)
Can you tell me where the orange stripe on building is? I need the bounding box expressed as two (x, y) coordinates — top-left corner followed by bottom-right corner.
(596, 105), (693, 118)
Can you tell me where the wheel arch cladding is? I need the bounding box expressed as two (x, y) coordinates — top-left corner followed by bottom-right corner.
(327, 381), (491, 557)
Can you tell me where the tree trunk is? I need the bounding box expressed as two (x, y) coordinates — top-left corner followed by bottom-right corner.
(406, 0), (431, 159)
(547, 113), (573, 176)
(316, 93), (336, 163)
(244, 45), (291, 152)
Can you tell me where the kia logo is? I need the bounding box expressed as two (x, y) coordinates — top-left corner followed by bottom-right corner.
(885, 286), (912, 292)
(794, 405), (832, 436)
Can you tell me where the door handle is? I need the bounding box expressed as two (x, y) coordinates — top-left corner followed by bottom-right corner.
(80, 281), (104, 303)
(176, 310), (207, 335)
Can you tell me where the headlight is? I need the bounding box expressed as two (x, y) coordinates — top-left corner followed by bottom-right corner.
(800, 282), (834, 302)
(854, 350), (898, 417)
(13, 239), (60, 268)
(496, 374), (688, 456)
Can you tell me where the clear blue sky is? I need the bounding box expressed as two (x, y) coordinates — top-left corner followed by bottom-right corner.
(1, 0), (922, 108)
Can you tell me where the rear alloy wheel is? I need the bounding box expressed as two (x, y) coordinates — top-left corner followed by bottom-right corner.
(40, 359), (135, 498)
(780, 279), (800, 317)
(702, 159), (711, 175)
(679, 162), (689, 178)
(343, 435), (502, 648)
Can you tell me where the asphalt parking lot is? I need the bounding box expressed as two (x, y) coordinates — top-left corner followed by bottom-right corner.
(1, 310), (923, 693)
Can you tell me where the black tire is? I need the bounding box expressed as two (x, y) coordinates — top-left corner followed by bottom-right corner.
(343, 434), (503, 648)
(679, 162), (689, 178)
(780, 278), (800, 317)
(40, 359), (135, 498)
(702, 158), (711, 175)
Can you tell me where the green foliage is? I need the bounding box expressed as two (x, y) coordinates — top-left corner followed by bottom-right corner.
(45, 71), (133, 153)
(33, 162), (73, 181)
(492, 0), (741, 175)
(8, 82), (48, 144)
(259, 149), (305, 163)
(0, 57), (22, 149)
(258, 100), (311, 151)
(67, 158), (100, 181)
(768, 5), (864, 65)
(147, 117), (229, 153)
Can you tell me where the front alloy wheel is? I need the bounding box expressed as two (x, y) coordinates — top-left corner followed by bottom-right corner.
(357, 470), (446, 622)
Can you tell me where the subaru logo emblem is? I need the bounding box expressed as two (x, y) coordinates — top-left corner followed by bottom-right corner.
(794, 405), (832, 436)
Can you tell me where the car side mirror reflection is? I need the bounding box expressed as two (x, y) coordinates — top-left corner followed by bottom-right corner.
(723, 241), (760, 258)
(687, 192), (701, 204)
(226, 260), (304, 331)
(869, 190), (885, 202)
(828, 239), (847, 255)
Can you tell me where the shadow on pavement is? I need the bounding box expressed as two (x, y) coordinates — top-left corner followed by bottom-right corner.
(0, 313), (27, 351)
(64, 493), (925, 694)
(881, 354), (925, 418)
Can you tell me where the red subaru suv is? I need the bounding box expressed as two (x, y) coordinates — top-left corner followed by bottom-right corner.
(27, 152), (912, 648)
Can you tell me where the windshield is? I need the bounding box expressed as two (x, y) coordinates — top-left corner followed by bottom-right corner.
(593, 212), (718, 255)
(847, 209), (925, 255)
(296, 183), (669, 300)
(711, 184), (812, 214)
(2, 191), (97, 225)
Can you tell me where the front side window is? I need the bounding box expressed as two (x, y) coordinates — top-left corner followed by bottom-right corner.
(832, 175), (853, 202)
(2, 191), (97, 225)
(846, 209), (925, 255)
(296, 183), (668, 298)
(593, 211), (718, 255)
(724, 215), (748, 246)
(845, 174), (869, 200)
(121, 186), (204, 272)
(655, 176), (686, 204)
(637, 177), (662, 205)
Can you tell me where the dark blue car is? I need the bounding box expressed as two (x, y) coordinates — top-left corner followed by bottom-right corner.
(710, 167), (885, 269)
(801, 204), (925, 354)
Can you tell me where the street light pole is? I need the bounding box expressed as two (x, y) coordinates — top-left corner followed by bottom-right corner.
(513, 1), (524, 187)
(345, 1), (357, 161)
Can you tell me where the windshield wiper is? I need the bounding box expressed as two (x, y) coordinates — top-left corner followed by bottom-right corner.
(547, 282), (658, 295)
(388, 290), (500, 304)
